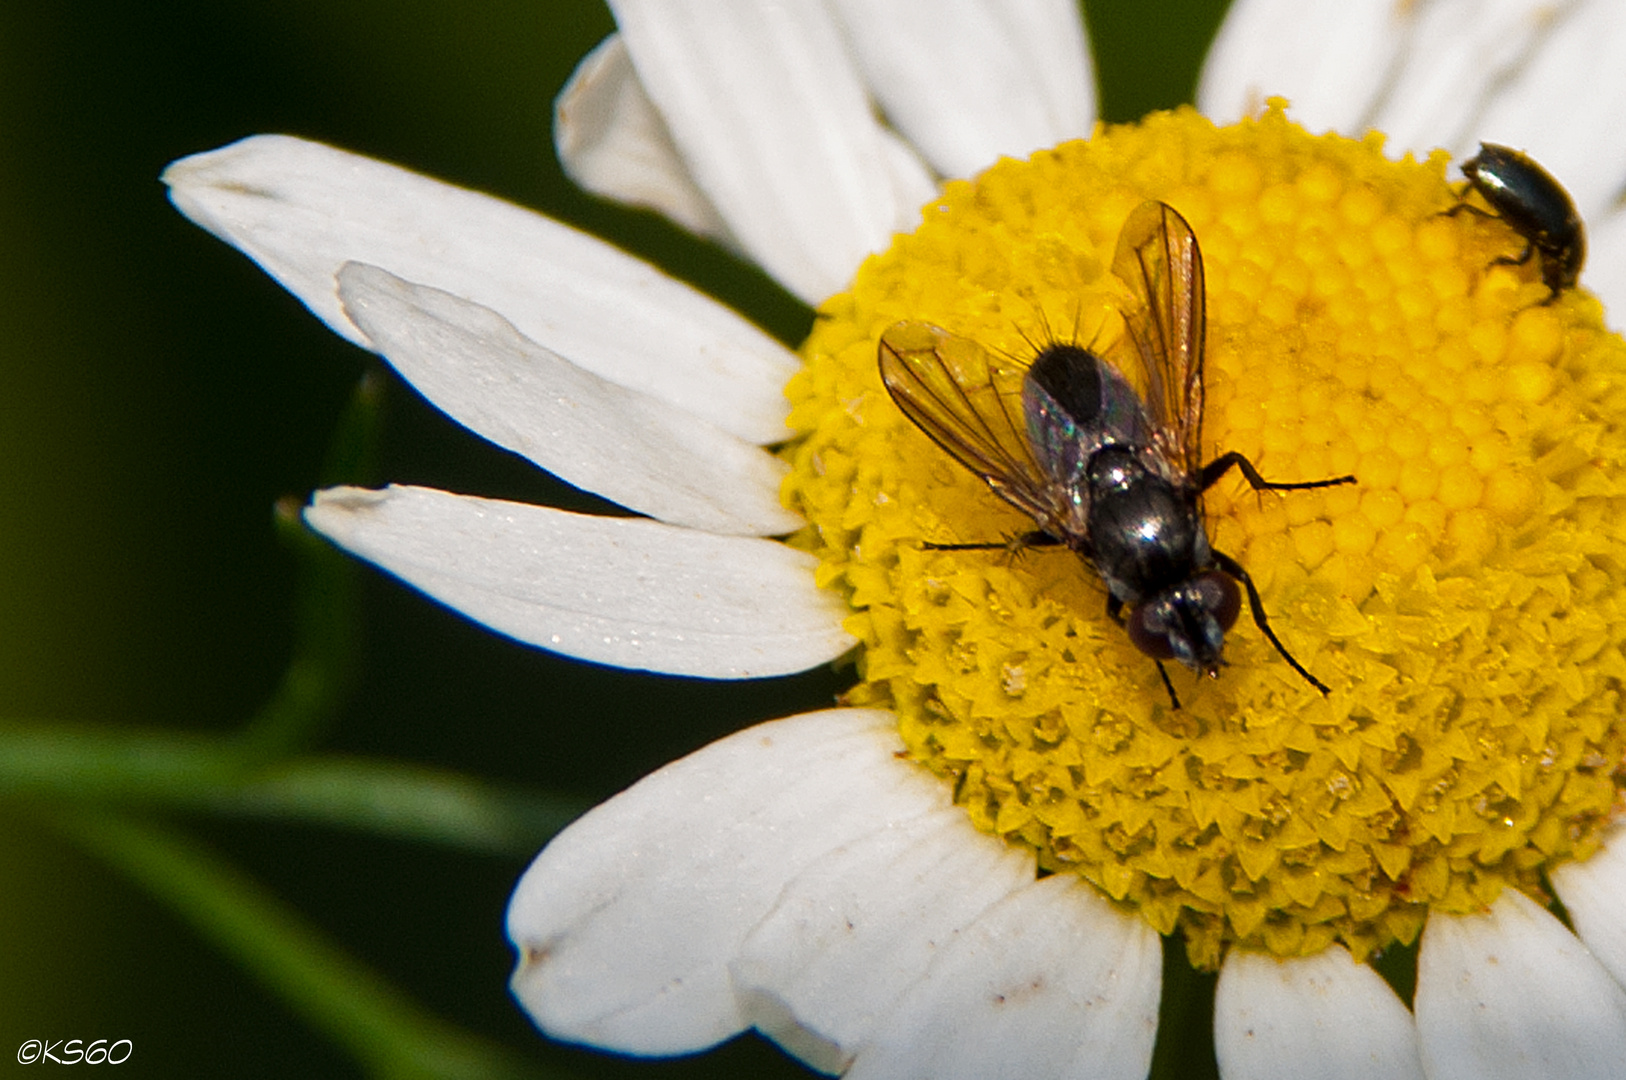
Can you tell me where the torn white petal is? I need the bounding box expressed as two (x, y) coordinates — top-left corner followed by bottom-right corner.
(1415, 888), (1626, 1080)
(610, 0), (935, 304)
(303, 485), (852, 679)
(554, 34), (736, 246)
(1551, 825), (1626, 989)
(846, 874), (1160, 1080)
(733, 807), (1036, 1074)
(163, 134), (796, 443)
(336, 263), (798, 536)
(1215, 946), (1425, 1080)
(829, 0), (1094, 179)
(507, 708), (947, 1056)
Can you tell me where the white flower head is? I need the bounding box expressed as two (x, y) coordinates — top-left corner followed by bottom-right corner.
(165, 1), (1626, 1078)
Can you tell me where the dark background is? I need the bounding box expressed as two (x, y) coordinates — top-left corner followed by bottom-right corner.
(0, 2), (1229, 1076)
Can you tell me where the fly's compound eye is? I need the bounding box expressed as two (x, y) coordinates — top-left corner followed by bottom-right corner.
(1126, 603), (1177, 660)
(1192, 570), (1241, 632)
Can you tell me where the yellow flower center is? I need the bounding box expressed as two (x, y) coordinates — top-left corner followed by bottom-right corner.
(781, 102), (1626, 969)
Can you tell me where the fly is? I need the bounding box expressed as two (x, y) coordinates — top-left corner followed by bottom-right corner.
(1451, 142), (1584, 301)
(878, 200), (1355, 708)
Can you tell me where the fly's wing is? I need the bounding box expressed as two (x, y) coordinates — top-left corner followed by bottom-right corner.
(878, 321), (1070, 534)
(1108, 200), (1207, 479)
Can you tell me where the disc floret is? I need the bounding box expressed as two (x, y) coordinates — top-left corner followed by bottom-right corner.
(782, 102), (1626, 968)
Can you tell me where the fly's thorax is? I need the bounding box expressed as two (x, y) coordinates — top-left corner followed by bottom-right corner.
(1085, 445), (1205, 603)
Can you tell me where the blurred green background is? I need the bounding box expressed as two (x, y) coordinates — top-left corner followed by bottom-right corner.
(0, 2), (1229, 1076)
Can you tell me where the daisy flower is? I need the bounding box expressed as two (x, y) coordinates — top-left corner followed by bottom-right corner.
(162, 2), (1626, 1079)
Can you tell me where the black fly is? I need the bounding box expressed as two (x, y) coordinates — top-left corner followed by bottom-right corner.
(878, 200), (1355, 708)
(1452, 142), (1585, 301)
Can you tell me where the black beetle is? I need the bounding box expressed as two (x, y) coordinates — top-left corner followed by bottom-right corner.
(1454, 142), (1584, 301)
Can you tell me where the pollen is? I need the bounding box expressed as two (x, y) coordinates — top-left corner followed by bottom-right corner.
(780, 101), (1626, 968)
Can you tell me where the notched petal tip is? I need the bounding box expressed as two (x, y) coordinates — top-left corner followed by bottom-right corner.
(161, 133), (280, 195)
(304, 484), (386, 520)
(508, 935), (572, 1035)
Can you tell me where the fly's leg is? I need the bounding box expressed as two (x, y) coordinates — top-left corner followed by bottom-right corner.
(1211, 550), (1330, 696)
(923, 529), (1062, 557)
(1153, 662), (1179, 710)
(1200, 451), (1355, 494)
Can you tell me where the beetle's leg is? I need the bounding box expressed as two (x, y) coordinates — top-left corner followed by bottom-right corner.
(1443, 199), (1494, 220)
(1490, 240), (1537, 270)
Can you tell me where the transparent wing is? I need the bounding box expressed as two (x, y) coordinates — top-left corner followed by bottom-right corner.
(1108, 200), (1207, 479)
(878, 321), (1067, 532)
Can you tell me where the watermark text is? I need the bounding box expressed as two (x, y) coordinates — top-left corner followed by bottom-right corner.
(16, 1040), (133, 1065)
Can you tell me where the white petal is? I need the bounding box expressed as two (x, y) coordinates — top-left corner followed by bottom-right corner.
(846, 874), (1161, 1080)
(1415, 889), (1626, 1080)
(1198, 0), (1429, 137)
(303, 485), (852, 679)
(829, 0), (1094, 179)
(1356, 0), (1626, 218)
(609, 0), (936, 304)
(1199, 2), (1626, 225)
(1576, 204), (1626, 326)
(163, 134), (797, 444)
(1214, 946), (1425, 1080)
(506, 708), (950, 1056)
(554, 34), (737, 246)
(732, 807), (1036, 1074)
(1551, 826), (1626, 989)
(335, 263), (799, 537)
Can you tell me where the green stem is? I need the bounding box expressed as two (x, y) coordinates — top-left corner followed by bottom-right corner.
(0, 720), (585, 856)
(238, 369), (384, 759)
(1147, 934), (1219, 1080)
(51, 811), (564, 1080)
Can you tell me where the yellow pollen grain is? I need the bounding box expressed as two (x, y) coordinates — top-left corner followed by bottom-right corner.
(781, 101), (1626, 969)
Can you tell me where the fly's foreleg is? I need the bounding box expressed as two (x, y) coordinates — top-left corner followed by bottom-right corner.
(1211, 550), (1331, 696)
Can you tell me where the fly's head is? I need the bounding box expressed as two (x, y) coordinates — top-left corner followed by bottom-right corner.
(1125, 569), (1241, 676)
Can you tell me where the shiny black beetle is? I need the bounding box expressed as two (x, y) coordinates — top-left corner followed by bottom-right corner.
(878, 201), (1355, 707)
(1455, 142), (1585, 300)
